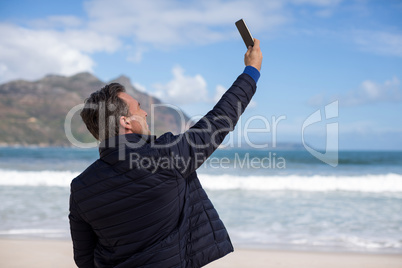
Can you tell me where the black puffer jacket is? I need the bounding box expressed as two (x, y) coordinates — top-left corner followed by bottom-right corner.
(69, 73), (257, 267)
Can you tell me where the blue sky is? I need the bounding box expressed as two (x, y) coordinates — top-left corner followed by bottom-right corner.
(0, 0), (401, 150)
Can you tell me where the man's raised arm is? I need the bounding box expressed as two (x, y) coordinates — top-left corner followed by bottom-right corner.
(164, 39), (263, 178)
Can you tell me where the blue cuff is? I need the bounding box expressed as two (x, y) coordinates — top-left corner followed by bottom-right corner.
(243, 66), (260, 83)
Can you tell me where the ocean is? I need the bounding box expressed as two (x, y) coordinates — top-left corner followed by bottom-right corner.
(0, 147), (401, 254)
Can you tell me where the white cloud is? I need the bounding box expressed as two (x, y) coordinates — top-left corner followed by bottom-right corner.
(343, 77), (401, 105)
(153, 66), (208, 105)
(126, 46), (148, 63)
(59, 30), (119, 53)
(84, 0), (288, 46)
(353, 30), (402, 58)
(308, 77), (401, 106)
(214, 85), (227, 102)
(291, 0), (343, 17)
(1, 0), (397, 84)
(248, 100), (258, 108)
(0, 0), (290, 82)
(358, 77), (400, 102)
(291, 0), (343, 6)
(0, 63), (7, 76)
(31, 15), (83, 28)
(132, 82), (147, 93)
(0, 23), (120, 83)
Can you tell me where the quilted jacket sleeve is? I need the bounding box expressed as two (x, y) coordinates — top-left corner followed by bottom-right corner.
(168, 73), (257, 178)
(69, 194), (97, 268)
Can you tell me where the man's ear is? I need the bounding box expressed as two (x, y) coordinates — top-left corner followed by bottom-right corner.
(119, 116), (131, 131)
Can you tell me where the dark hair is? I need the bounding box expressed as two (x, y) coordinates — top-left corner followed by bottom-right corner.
(80, 83), (130, 141)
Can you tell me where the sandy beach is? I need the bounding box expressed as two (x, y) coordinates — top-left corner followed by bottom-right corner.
(0, 239), (401, 268)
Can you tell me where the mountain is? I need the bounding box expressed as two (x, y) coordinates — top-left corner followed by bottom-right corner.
(0, 72), (189, 146)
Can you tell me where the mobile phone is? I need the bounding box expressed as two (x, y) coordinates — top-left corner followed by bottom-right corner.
(235, 19), (254, 48)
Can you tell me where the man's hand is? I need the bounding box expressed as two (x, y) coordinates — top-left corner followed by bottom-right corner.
(244, 38), (263, 71)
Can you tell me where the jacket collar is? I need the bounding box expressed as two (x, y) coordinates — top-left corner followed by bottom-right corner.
(99, 133), (157, 159)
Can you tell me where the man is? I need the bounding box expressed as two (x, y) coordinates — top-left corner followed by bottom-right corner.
(69, 39), (263, 268)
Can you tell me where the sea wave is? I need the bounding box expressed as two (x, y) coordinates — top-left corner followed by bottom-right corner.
(0, 228), (69, 239)
(231, 229), (402, 252)
(199, 173), (402, 192)
(1, 169), (402, 192)
(0, 170), (79, 187)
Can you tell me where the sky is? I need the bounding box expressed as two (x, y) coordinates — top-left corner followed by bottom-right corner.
(0, 0), (401, 150)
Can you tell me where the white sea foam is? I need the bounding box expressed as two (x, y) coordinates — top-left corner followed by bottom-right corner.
(0, 169), (79, 187)
(199, 173), (402, 192)
(1, 169), (402, 192)
(231, 231), (402, 252)
(0, 229), (69, 239)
